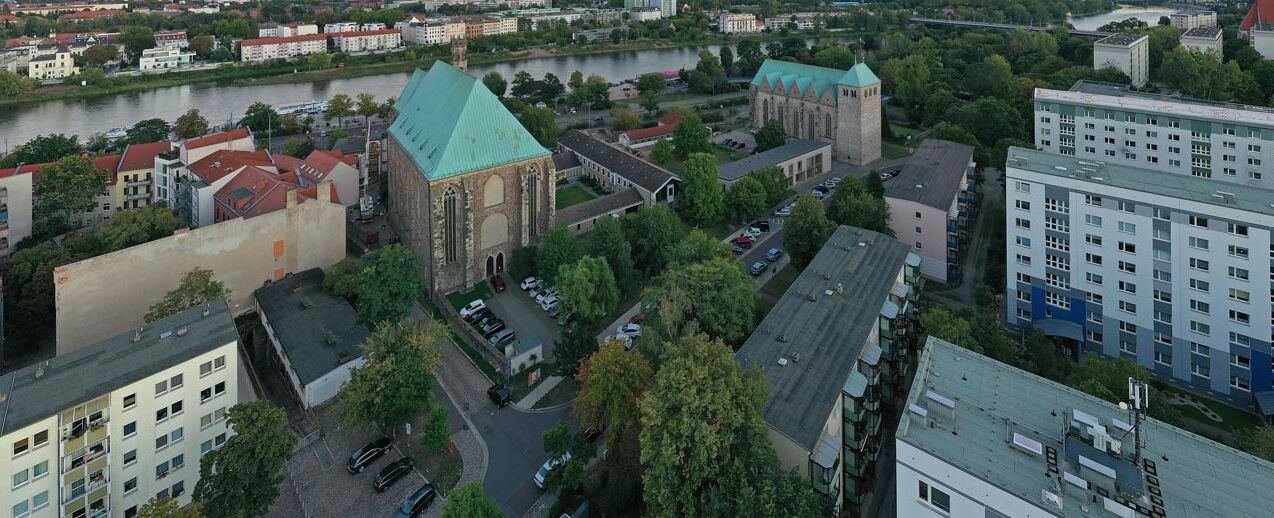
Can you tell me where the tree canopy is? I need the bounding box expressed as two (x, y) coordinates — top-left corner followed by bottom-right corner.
(679, 152), (725, 226)
(321, 244), (423, 326)
(557, 255), (619, 325)
(145, 268), (230, 323)
(537, 223), (581, 286)
(784, 195), (833, 267)
(174, 109), (210, 139)
(125, 118), (171, 144)
(32, 156), (108, 237)
(443, 482), (504, 518)
(623, 205), (683, 274)
(194, 401), (297, 518)
(671, 111), (711, 159)
(339, 321), (446, 432)
(727, 175), (768, 223)
(646, 258), (755, 345)
(1, 133), (82, 168)
(754, 119), (787, 152)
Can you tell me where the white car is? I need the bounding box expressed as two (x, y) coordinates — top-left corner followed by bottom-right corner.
(536, 288), (558, 305)
(541, 295), (560, 311)
(534, 452), (572, 489)
(605, 334), (635, 350)
(617, 323), (642, 339)
(520, 277), (540, 290)
(459, 299), (486, 319)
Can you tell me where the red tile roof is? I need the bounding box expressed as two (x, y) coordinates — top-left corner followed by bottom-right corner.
(1243, 0), (1274, 30)
(621, 112), (683, 141)
(297, 149), (352, 183)
(270, 154), (305, 172)
(0, 14), (19, 22)
(58, 9), (127, 20)
(118, 141), (173, 172)
(183, 127), (251, 150)
(240, 33), (328, 47)
(0, 154), (120, 183)
(187, 149), (273, 183)
(213, 166), (339, 221)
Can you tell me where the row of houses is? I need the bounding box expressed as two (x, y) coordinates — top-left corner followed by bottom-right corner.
(238, 29), (403, 62)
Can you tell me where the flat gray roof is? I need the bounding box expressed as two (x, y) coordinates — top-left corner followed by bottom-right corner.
(1096, 33), (1146, 46)
(1006, 146), (1274, 217)
(736, 226), (910, 450)
(254, 268), (368, 386)
(0, 301), (238, 436)
(1052, 80), (1274, 120)
(1182, 26), (1221, 38)
(900, 337), (1274, 518)
(718, 139), (830, 182)
(883, 139), (972, 210)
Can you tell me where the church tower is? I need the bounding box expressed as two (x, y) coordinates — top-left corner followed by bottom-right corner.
(835, 63), (881, 166)
(451, 37), (468, 72)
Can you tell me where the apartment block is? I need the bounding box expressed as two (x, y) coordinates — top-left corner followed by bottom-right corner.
(624, 0), (674, 18)
(1169, 9), (1216, 30)
(0, 167), (34, 257)
(718, 13), (761, 34)
(323, 22), (359, 33)
(256, 22), (318, 38)
(881, 139), (977, 283)
(138, 47), (194, 71)
(1004, 146), (1274, 411)
(114, 141), (171, 211)
(1035, 81), (1274, 189)
(329, 29), (402, 53)
(239, 34), (328, 63)
(736, 226), (921, 513)
(27, 48), (77, 80)
(398, 18), (465, 45)
(628, 7), (662, 21)
(153, 30), (188, 48)
(1180, 26), (1222, 56)
(1093, 34), (1148, 87)
(897, 337), (1274, 518)
(0, 302), (241, 518)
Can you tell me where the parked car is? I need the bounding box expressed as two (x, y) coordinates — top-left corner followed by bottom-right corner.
(487, 385), (512, 407)
(534, 452), (573, 489)
(558, 311), (577, 327)
(811, 190), (826, 199)
(731, 244), (745, 256)
(392, 483), (438, 518)
(472, 310), (497, 329)
(774, 207), (792, 217)
(583, 425), (604, 442)
(489, 328), (517, 348)
(490, 276), (506, 293)
(732, 234), (754, 245)
(744, 227), (762, 238)
(459, 299), (486, 319)
(373, 457), (414, 492)
(755, 221), (771, 232)
(548, 304), (562, 319)
(480, 319), (506, 338)
(766, 248), (784, 261)
(536, 288), (558, 305)
(617, 323), (642, 339)
(521, 277), (540, 290)
(464, 307), (493, 325)
(629, 312), (647, 325)
(541, 295), (560, 312)
(750, 261), (766, 276)
(346, 437), (393, 474)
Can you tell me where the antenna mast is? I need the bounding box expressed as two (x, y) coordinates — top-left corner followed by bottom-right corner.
(1127, 377), (1148, 464)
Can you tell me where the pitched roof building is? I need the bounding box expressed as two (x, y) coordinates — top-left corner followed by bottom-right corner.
(557, 129), (678, 205)
(750, 59), (882, 165)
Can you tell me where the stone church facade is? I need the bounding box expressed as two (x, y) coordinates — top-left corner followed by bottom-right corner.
(750, 59), (882, 166)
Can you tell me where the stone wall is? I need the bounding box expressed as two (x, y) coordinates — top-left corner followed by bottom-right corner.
(54, 185), (346, 355)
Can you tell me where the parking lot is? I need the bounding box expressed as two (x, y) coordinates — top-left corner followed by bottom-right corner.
(480, 273), (563, 360)
(280, 426), (440, 518)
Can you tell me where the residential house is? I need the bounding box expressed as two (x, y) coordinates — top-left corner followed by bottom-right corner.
(558, 130), (678, 206)
(329, 29), (402, 53)
(238, 33), (328, 63)
(617, 112), (682, 150)
(1093, 34), (1148, 87)
(115, 141), (172, 211)
(716, 139), (830, 190)
(881, 139), (976, 283)
(27, 47), (76, 79)
(718, 13), (761, 34)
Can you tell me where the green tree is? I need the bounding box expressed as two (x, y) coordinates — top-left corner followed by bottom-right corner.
(190, 35), (215, 58)
(558, 255), (619, 325)
(356, 92), (379, 128)
(2, 133), (82, 168)
(126, 118), (170, 144)
(812, 46), (855, 70)
(1066, 353), (1178, 422)
(610, 107), (642, 131)
(1024, 329), (1071, 382)
(0, 70), (35, 99)
(419, 406), (450, 454)
(671, 111), (711, 159)
(32, 156), (107, 236)
(636, 72), (668, 96)
(669, 228), (728, 265)
(144, 268), (230, 323)
(691, 50), (726, 94)
(864, 170), (885, 198)
(640, 91), (661, 114)
(511, 71), (535, 98)
(555, 324), (600, 376)
(138, 497), (201, 518)
(81, 44), (118, 67)
(883, 53), (932, 109)
(647, 258), (755, 344)
(443, 482), (503, 518)
(754, 119), (787, 153)
(963, 54), (1014, 99)
(118, 25), (156, 61)
(751, 165), (789, 206)
(2, 242), (72, 345)
(649, 138), (674, 165)
(174, 109), (209, 139)
(517, 105), (560, 146)
(238, 102), (280, 134)
(307, 51), (332, 70)
(920, 305), (973, 345)
(482, 71), (507, 97)
(340, 321), (445, 432)
(195, 402), (296, 518)
(827, 190), (890, 235)
(574, 339), (652, 435)
(538, 223), (581, 286)
(99, 204), (184, 250)
(568, 70), (584, 91)
(283, 137), (315, 159)
(326, 93), (355, 127)
(719, 46), (735, 73)
(623, 205), (682, 274)
(946, 97), (1026, 149)
(509, 246), (538, 282)
(679, 152), (724, 226)
(1236, 427), (1274, 462)
(784, 195), (833, 267)
(347, 244), (424, 326)
(585, 217), (636, 295)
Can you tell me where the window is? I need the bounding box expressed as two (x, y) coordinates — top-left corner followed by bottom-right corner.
(170, 428), (183, 444)
(1085, 234), (1102, 246)
(13, 468), (29, 488)
(1046, 291), (1071, 310)
(1229, 288), (1250, 303)
(1228, 266), (1249, 281)
(1228, 222), (1249, 236)
(1045, 197), (1068, 213)
(32, 461), (46, 480)
(155, 380), (168, 396)
(1189, 258), (1209, 271)
(1045, 216), (1068, 232)
(156, 461), (169, 480)
(1192, 363), (1211, 379)
(1119, 321), (1137, 334)
(1016, 236), (1032, 248)
(172, 454), (184, 471)
(1045, 255), (1069, 271)
(201, 440), (213, 455)
(32, 431), (46, 449)
(1118, 242), (1136, 254)
(1086, 272), (1103, 285)
(124, 421), (137, 438)
(1153, 270), (1171, 283)
(1015, 218), (1031, 229)
(1118, 281), (1136, 294)
(1189, 278), (1209, 292)
(1228, 245), (1249, 259)
(1085, 214), (1102, 226)
(1230, 310), (1250, 325)
(1153, 290), (1171, 303)
(1016, 273), (1032, 284)
(170, 374), (183, 390)
(1191, 342), (1209, 356)
(918, 481), (951, 513)
(1232, 354), (1251, 369)
(1155, 351), (1172, 366)
(1120, 339), (1137, 354)
(13, 438), (28, 457)
(1232, 376), (1251, 391)
(30, 492), (46, 512)
(1086, 292), (1103, 305)
(1190, 299), (1210, 313)
(125, 477), (138, 495)
(1087, 330), (1104, 343)
(1188, 237), (1209, 250)
(1085, 253), (1103, 266)
(914, 211), (922, 219)
(156, 435), (168, 451)
(1118, 300), (1136, 314)
(124, 449), (137, 466)
(1088, 311), (1103, 324)
(123, 393), (136, 410)
(1015, 181), (1030, 193)
(1017, 290), (1032, 302)
(13, 501), (28, 518)
(1045, 272), (1068, 289)
(1190, 320), (1211, 336)
(1085, 195), (1102, 206)
(171, 401), (183, 417)
(156, 407), (168, 423)
(1232, 332), (1252, 348)
(1189, 215), (1208, 228)
(914, 226), (922, 235)
(1118, 261), (1136, 274)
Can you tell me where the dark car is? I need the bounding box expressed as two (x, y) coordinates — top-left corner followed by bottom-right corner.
(473, 311), (498, 330)
(392, 483), (437, 518)
(490, 275), (506, 292)
(755, 221), (771, 232)
(731, 244), (744, 256)
(347, 436), (393, 473)
(750, 261), (766, 276)
(488, 385), (512, 407)
(480, 319), (506, 338)
(463, 307), (492, 325)
(373, 457), (414, 492)
(584, 424), (604, 442)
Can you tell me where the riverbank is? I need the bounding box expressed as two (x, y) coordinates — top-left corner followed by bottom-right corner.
(2, 32), (852, 107)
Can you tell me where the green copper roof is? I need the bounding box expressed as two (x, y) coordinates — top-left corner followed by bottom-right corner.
(841, 62), (880, 87)
(390, 61), (549, 181)
(750, 59), (879, 98)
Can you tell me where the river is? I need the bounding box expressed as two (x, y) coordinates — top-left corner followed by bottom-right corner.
(1, 41), (795, 145)
(1067, 4), (1179, 31)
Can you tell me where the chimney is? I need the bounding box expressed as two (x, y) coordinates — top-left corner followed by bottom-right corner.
(318, 180), (332, 203)
(286, 188), (298, 209)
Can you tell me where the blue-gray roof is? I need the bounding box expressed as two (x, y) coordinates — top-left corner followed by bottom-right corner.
(718, 139), (830, 182)
(902, 338), (1274, 518)
(0, 302), (238, 436)
(883, 139), (974, 210)
(254, 268), (368, 386)
(736, 226), (910, 450)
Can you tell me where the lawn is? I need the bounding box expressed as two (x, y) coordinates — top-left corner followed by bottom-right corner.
(555, 184), (597, 209)
(666, 144), (739, 174)
(400, 401), (463, 493)
(755, 264), (801, 320)
(889, 123), (921, 138)
(445, 284), (492, 312)
(506, 362), (555, 402)
(1153, 382), (1263, 434)
(882, 142), (912, 160)
(532, 377), (580, 409)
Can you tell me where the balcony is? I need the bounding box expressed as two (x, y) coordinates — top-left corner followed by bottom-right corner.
(126, 191), (151, 201)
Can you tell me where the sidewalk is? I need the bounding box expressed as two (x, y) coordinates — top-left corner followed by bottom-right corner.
(515, 375), (564, 409)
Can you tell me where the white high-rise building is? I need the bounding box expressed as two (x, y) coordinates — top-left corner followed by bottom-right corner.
(1093, 34), (1148, 87)
(624, 0), (675, 19)
(0, 302), (242, 518)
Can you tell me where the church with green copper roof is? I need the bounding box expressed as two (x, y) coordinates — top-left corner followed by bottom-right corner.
(749, 58), (882, 166)
(386, 61), (557, 294)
